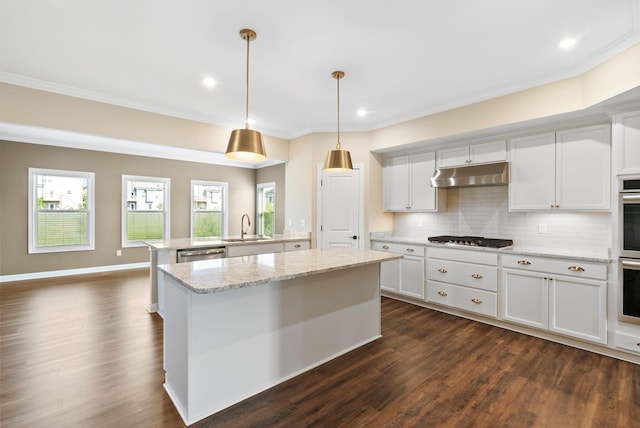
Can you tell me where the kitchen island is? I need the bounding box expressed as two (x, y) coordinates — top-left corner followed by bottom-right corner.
(158, 248), (401, 426)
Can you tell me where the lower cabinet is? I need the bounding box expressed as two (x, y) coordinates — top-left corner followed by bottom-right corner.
(372, 242), (426, 300)
(426, 247), (499, 318)
(502, 254), (607, 344)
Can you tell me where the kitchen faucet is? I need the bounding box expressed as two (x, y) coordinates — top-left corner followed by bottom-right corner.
(241, 214), (251, 239)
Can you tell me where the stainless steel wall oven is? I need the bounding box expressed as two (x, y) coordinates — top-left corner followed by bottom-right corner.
(619, 178), (640, 324)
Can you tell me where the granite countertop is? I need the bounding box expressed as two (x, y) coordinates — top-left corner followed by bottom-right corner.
(370, 235), (611, 263)
(158, 248), (402, 294)
(145, 234), (310, 251)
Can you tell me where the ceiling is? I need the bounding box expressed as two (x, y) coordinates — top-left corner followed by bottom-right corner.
(1, 1), (639, 140)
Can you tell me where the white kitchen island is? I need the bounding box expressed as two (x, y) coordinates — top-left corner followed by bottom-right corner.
(158, 248), (401, 426)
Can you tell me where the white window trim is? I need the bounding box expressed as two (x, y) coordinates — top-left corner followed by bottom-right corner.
(28, 167), (95, 254)
(122, 175), (170, 248)
(256, 182), (276, 236)
(190, 180), (229, 239)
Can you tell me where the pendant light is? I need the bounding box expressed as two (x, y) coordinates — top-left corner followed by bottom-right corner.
(323, 70), (353, 171)
(225, 28), (267, 162)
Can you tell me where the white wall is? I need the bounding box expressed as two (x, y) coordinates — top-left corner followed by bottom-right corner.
(392, 186), (611, 251)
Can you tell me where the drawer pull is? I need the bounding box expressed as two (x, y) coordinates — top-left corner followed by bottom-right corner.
(438, 268), (448, 273)
(437, 291), (448, 297)
(568, 265), (585, 272)
(406, 248), (415, 253)
(471, 274), (483, 279)
(382, 245), (390, 250)
(294, 244), (301, 249)
(517, 260), (531, 265)
(471, 298), (483, 304)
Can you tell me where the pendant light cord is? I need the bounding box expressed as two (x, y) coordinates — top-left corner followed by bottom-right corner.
(336, 73), (341, 149)
(244, 34), (250, 129)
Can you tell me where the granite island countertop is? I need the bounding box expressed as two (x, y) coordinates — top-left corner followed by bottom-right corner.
(145, 233), (310, 251)
(158, 248), (402, 294)
(370, 234), (611, 263)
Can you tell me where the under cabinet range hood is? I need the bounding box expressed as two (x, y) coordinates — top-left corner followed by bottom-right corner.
(430, 162), (509, 188)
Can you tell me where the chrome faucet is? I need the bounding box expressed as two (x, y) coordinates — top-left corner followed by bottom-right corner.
(241, 213), (251, 240)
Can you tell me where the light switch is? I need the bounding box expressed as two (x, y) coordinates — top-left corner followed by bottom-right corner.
(538, 223), (547, 234)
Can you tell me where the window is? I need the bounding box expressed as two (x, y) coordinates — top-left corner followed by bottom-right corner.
(28, 168), (95, 253)
(191, 180), (228, 238)
(122, 175), (170, 247)
(256, 182), (275, 236)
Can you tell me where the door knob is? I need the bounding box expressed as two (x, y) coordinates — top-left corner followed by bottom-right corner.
(351, 235), (358, 240)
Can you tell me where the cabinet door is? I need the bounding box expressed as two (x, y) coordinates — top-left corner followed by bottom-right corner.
(409, 152), (437, 211)
(380, 259), (399, 292)
(549, 275), (606, 344)
(502, 269), (548, 329)
(614, 111), (640, 175)
(469, 140), (507, 164)
(399, 255), (425, 299)
(383, 156), (409, 211)
(555, 125), (611, 210)
(437, 146), (469, 168)
(509, 133), (556, 210)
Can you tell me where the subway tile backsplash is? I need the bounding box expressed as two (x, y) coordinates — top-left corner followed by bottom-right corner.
(392, 186), (611, 251)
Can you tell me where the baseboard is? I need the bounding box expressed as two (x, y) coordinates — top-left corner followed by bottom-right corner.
(0, 262), (149, 283)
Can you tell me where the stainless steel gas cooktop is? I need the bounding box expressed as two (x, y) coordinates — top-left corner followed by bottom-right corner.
(428, 235), (513, 248)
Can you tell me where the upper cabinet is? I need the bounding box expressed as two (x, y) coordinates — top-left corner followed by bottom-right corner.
(509, 124), (611, 211)
(613, 111), (640, 175)
(383, 152), (441, 212)
(437, 140), (507, 168)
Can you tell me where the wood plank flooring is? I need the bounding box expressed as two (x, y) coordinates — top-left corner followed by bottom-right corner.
(1, 269), (639, 427)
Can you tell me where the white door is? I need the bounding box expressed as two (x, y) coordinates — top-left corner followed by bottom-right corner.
(318, 166), (362, 249)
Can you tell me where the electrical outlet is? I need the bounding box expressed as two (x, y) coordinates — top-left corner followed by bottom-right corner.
(538, 223), (547, 234)
(116, 249), (122, 256)
(300, 219), (306, 227)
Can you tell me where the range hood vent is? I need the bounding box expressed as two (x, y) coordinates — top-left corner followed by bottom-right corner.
(431, 162), (509, 188)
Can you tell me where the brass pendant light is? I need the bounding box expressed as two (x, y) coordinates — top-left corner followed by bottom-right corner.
(323, 70), (353, 171)
(225, 28), (267, 162)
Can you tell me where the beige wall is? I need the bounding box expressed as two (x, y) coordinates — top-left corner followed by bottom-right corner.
(255, 163), (286, 234)
(0, 141), (258, 276)
(0, 83), (290, 162)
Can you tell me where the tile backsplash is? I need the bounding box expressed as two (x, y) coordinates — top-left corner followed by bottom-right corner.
(392, 186), (611, 250)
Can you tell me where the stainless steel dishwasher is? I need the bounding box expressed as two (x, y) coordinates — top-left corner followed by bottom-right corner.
(176, 246), (226, 262)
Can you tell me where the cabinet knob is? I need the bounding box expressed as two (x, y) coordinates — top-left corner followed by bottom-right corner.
(294, 244), (301, 249)
(471, 274), (483, 279)
(465, 159), (472, 164)
(406, 248), (415, 252)
(438, 268), (447, 273)
(382, 245), (390, 250)
(517, 260), (531, 265)
(568, 265), (585, 272)
(471, 298), (483, 304)
(437, 291), (448, 296)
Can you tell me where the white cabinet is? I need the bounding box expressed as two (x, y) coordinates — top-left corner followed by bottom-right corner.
(509, 124), (611, 211)
(383, 152), (441, 212)
(613, 111), (640, 175)
(371, 242), (426, 299)
(226, 242), (284, 257)
(437, 140), (506, 168)
(284, 240), (310, 252)
(501, 254), (607, 344)
(427, 247), (499, 318)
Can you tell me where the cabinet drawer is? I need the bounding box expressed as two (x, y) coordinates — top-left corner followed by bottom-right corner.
(427, 259), (497, 292)
(615, 332), (640, 355)
(372, 241), (425, 257)
(284, 241), (310, 251)
(501, 254), (607, 280)
(427, 280), (497, 318)
(428, 247), (497, 265)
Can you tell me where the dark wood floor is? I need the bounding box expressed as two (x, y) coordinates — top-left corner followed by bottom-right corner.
(1, 269), (639, 427)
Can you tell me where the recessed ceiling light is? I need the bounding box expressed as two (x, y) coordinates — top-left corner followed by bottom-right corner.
(357, 108), (367, 117)
(202, 76), (217, 88)
(558, 38), (577, 50)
